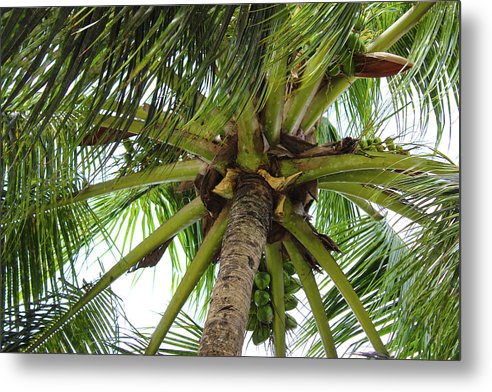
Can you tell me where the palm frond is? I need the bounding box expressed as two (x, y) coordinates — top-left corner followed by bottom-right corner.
(296, 168), (459, 359)
(379, 171), (460, 359)
(114, 311), (203, 356)
(385, 1), (460, 144)
(2, 281), (123, 354)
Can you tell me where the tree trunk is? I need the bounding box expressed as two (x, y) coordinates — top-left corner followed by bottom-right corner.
(198, 173), (273, 356)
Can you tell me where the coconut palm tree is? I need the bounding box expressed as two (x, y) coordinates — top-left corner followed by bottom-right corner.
(1, 2), (459, 359)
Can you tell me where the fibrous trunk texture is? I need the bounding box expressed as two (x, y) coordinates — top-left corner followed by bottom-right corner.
(198, 173), (273, 356)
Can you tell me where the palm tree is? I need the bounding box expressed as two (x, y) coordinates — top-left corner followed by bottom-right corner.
(1, 2), (459, 359)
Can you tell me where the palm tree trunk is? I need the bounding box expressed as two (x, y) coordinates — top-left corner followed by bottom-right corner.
(198, 173), (273, 356)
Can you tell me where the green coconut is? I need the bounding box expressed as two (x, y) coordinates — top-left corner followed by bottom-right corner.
(285, 313), (298, 330)
(285, 277), (302, 295)
(284, 295), (298, 311)
(341, 55), (356, 76)
(257, 304), (274, 324)
(254, 271), (271, 290)
(252, 324), (270, 345)
(385, 137), (396, 150)
(346, 32), (366, 53)
(354, 15), (365, 31)
(327, 63), (341, 77)
(283, 261), (296, 276)
(246, 312), (257, 331)
(254, 290), (271, 307)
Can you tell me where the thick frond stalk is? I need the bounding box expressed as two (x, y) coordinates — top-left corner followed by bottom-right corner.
(263, 5), (288, 145)
(236, 100), (267, 171)
(283, 240), (338, 358)
(59, 159), (205, 207)
(280, 200), (388, 356)
(96, 115), (220, 163)
(265, 242), (286, 357)
(199, 174), (273, 356)
(280, 152), (456, 183)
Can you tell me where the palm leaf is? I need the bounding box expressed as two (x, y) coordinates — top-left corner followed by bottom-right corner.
(114, 311), (203, 356)
(2, 281), (123, 354)
(295, 168), (459, 359)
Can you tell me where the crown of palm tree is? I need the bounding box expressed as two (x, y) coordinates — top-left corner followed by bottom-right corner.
(1, 2), (459, 359)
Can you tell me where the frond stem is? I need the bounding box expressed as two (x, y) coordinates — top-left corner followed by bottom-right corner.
(236, 99), (267, 171)
(279, 199), (389, 356)
(97, 115), (220, 162)
(64, 160), (205, 206)
(283, 239), (338, 358)
(280, 152), (457, 183)
(265, 242), (286, 357)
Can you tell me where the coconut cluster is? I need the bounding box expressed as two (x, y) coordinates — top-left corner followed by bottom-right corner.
(247, 262), (300, 345)
(358, 137), (410, 155)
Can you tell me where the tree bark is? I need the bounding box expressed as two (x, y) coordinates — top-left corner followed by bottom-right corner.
(198, 173), (273, 356)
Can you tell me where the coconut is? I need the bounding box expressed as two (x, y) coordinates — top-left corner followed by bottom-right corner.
(246, 312), (257, 331)
(283, 261), (296, 276)
(385, 138), (395, 150)
(354, 15), (365, 31)
(284, 277), (302, 295)
(346, 32), (366, 53)
(327, 63), (341, 77)
(285, 313), (298, 330)
(254, 290), (271, 307)
(252, 324), (270, 345)
(284, 295), (298, 311)
(257, 304), (274, 324)
(254, 271), (271, 290)
(341, 55), (356, 76)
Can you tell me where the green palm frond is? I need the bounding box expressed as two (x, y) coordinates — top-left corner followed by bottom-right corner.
(379, 172), (460, 359)
(114, 311), (203, 356)
(2, 281), (123, 354)
(386, 1), (460, 143)
(295, 167), (459, 359)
